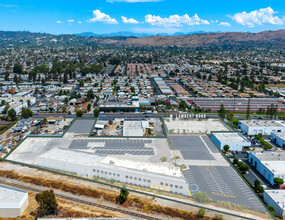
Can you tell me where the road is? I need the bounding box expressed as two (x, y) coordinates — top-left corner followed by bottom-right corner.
(0, 177), (162, 220)
(31, 112), (267, 120)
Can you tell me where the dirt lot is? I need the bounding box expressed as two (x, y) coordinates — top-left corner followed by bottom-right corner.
(7, 192), (124, 220)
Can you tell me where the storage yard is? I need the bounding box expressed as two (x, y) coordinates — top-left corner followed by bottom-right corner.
(92, 118), (163, 137)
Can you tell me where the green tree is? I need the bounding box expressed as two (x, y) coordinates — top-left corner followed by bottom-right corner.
(4, 72), (9, 81)
(274, 177), (284, 188)
(219, 104), (226, 119)
(63, 73), (68, 84)
(35, 190), (58, 218)
(233, 157), (238, 164)
(226, 111), (234, 120)
(76, 110), (84, 118)
(160, 156), (167, 162)
(119, 188), (129, 204)
(21, 108), (33, 118)
(13, 63), (23, 74)
(8, 108), (16, 120)
(239, 164), (249, 172)
(79, 80), (84, 87)
(93, 108), (99, 118)
(42, 117), (47, 124)
(87, 103), (91, 112)
(223, 145), (230, 152)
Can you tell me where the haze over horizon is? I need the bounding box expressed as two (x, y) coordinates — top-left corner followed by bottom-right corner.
(0, 0), (285, 35)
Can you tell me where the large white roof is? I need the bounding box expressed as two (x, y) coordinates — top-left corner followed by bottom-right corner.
(212, 132), (250, 143)
(100, 156), (182, 178)
(0, 185), (28, 209)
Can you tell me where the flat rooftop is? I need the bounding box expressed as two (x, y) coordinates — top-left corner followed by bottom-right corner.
(38, 147), (104, 166)
(38, 148), (182, 178)
(100, 156), (182, 177)
(241, 120), (285, 127)
(251, 151), (285, 161)
(212, 132), (250, 143)
(272, 132), (285, 139)
(265, 190), (285, 208)
(0, 185), (28, 208)
(251, 151), (285, 175)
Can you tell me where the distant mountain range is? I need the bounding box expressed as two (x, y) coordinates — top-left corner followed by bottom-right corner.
(75, 31), (207, 38)
(1, 29), (285, 49)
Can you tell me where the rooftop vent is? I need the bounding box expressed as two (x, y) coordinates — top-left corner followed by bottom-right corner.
(109, 160), (114, 164)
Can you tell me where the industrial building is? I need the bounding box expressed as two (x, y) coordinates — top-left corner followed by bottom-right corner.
(187, 97), (285, 112)
(248, 151), (285, 186)
(37, 148), (189, 196)
(263, 190), (285, 217)
(154, 77), (174, 95)
(211, 132), (251, 151)
(123, 120), (153, 136)
(271, 132), (285, 148)
(0, 185), (28, 218)
(238, 120), (285, 135)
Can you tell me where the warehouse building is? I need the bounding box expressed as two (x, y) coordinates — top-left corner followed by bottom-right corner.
(238, 120), (285, 135)
(37, 148), (189, 196)
(248, 151), (285, 186)
(0, 185), (28, 218)
(271, 132), (285, 148)
(187, 97), (285, 112)
(264, 190), (285, 218)
(123, 120), (153, 136)
(211, 132), (251, 151)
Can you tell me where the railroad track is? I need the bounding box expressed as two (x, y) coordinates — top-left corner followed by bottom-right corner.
(0, 179), (162, 220)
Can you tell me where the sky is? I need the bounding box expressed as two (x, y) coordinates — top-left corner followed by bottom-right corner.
(0, 0), (285, 34)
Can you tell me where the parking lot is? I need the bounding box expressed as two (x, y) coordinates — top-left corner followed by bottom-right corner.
(65, 119), (95, 134)
(168, 134), (266, 213)
(170, 135), (219, 160)
(69, 139), (155, 156)
(183, 165), (266, 212)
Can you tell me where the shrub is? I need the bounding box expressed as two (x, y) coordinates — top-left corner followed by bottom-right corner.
(213, 214), (223, 220)
(237, 161), (244, 167)
(193, 192), (211, 203)
(239, 164), (249, 172)
(233, 157), (238, 164)
(197, 208), (205, 218)
(274, 177), (284, 188)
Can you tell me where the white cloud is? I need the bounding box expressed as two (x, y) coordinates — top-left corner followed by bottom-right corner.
(107, 0), (162, 2)
(132, 27), (180, 34)
(57, 20), (63, 24)
(78, 21), (82, 24)
(0, 4), (18, 7)
(219, 22), (231, 26)
(231, 7), (284, 27)
(145, 13), (209, 27)
(87, 9), (118, 24)
(122, 16), (139, 24)
(67, 19), (74, 23)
